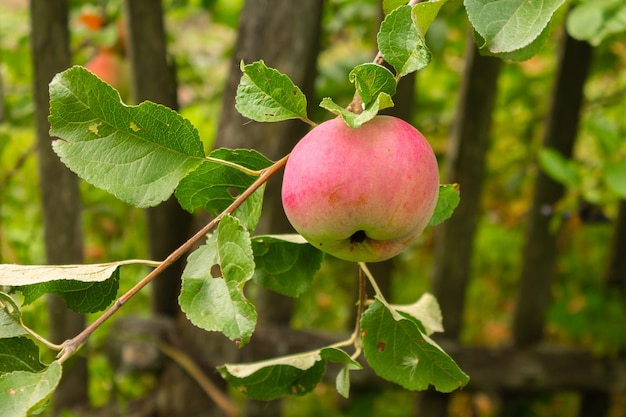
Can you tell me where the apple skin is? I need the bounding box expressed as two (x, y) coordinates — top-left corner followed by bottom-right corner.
(281, 115), (439, 262)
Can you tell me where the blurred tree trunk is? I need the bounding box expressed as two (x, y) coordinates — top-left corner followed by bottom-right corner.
(30, 0), (88, 411)
(123, 0), (192, 318)
(147, 1), (323, 416)
(505, 28), (593, 417)
(512, 31), (592, 347)
(218, 3), (323, 416)
(419, 32), (501, 417)
(606, 200), (626, 292)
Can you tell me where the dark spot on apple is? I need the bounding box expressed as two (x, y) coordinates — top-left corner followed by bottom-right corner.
(377, 341), (386, 352)
(210, 264), (223, 279)
(350, 230), (367, 244)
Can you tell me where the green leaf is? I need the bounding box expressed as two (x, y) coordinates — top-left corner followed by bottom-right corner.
(319, 93), (394, 128)
(179, 215), (257, 346)
(0, 361), (62, 417)
(361, 298), (469, 393)
(175, 148), (273, 232)
(474, 22), (552, 61)
(0, 338), (45, 374)
(349, 64), (397, 107)
(235, 60), (309, 123)
(219, 349), (328, 400)
(251, 234), (323, 298)
(0, 262), (126, 286)
(377, 5), (431, 77)
(391, 293), (444, 336)
(320, 347), (362, 399)
(605, 161), (626, 199)
(17, 270), (120, 314)
(567, 0), (626, 46)
(413, 0), (448, 35)
(464, 0), (566, 54)
(0, 294), (26, 339)
(428, 184), (460, 227)
(49, 66), (204, 208)
(538, 148), (580, 188)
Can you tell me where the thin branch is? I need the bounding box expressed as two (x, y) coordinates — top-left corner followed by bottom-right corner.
(158, 341), (240, 417)
(358, 262), (386, 302)
(57, 154), (290, 363)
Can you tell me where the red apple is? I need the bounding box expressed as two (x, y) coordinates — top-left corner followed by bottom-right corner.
(85, 50), (130, 99)
(281, 115), (439, 262)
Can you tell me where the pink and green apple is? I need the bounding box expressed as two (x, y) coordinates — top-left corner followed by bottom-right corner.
(281, 115), (439, 262)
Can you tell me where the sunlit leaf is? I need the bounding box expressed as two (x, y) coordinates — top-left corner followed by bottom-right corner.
(179, 215), (256, 346)
(235, 60), (309, 123)
(49, 66), (204, 208)
(377, 5), (431, 76)
(219, 349), (326, 400)
(465, 0), (566, 54)
(0, 361), (62, 417)
(391, 293), (444, 336)
(361, 298), (469, 393)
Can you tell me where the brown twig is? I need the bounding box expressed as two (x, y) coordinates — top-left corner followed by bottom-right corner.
(57, 154), (290, 363)
(158, 341), (240, 417)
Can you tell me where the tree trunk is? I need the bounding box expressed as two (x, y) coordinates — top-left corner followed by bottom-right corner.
(219, 3), (323, 415)
(504, 27), (594, 417)
(430, 36), (501, 340)
(605, 200), (626, 292)
(147, 1), (323, 416)
(30, 0), (88, 411)
(512, 31), (593, 347)
(123, 0), (193, 317)
(420, 30), (501, 417)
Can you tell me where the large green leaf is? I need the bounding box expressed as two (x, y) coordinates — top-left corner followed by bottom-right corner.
(179, 215), (257, 346)
(218, 347), (360, 400)
(219, 350), (326, 400)
(17, 270), (120, 314)
(465, 0), (566, 54)
(0, 338), (45, 374)
(0, 361), (62, 417)
(377, 5), (431, 77)
(235, 60), (309, 123)
(251, 234), (323, 297)
(361, 298), (469, 393)
(49, 66), (205, 208)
